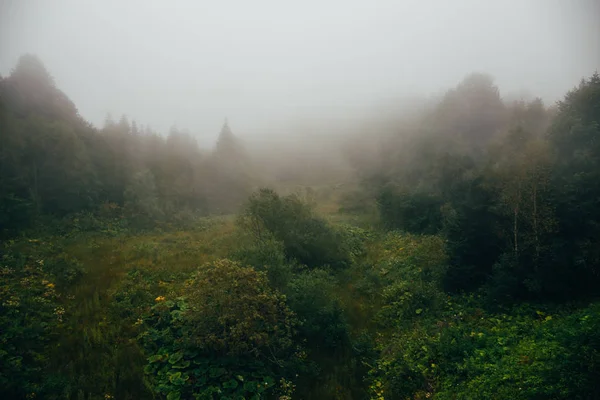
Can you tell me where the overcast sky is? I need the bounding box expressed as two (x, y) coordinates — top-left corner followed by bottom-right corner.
(1, 0), (599, 144)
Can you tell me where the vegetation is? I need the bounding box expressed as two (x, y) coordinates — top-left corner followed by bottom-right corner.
(1, 55), (599, 399)
(140, 259), (299, 400)
(239, 188), (352, 269)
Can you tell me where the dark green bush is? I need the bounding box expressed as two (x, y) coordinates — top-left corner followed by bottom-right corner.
(139, 260), (301, 400)
(285, 269), (350, 351)
(231, 235), (294, 292)
(370, 299), (600, 400)
(239, 188), (351, 269)
(42, 253), (85, 287)
(0, 245), (66, 398)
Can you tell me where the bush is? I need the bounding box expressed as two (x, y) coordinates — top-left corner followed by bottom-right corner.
(239, 188), (351, 269)
(42, 253), (85, 287)
(285, 269), (350, 350)
(0, 245), (66, 398)
(370, 299), (600, 400)
(139, 259), (301, 399)
(231, 235), (294, 292)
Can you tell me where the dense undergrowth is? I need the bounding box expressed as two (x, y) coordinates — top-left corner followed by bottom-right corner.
(2, 190), (599, 399)
(2, 56), (600, 399)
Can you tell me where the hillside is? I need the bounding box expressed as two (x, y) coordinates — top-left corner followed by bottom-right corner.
(1, 55), (600, 399)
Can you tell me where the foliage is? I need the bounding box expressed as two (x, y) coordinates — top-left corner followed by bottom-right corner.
(2, 52), (600, 400)
(441, 177), (503, 293)
(124, 169), (165, 227)
(0, 55), (256, 238)
(545, 73), (600, 297)
(285, 269), (350, 350)
(377, 186), (443, 234)
(0, 241), (66, 398)
(360, 227), (600, 400)
(139, 260), (300, 399)
(370, 298), (600, 400)
(239, 188), (351, 269)
(356, 231), (447, 298)
(372, 72), (600, 302)
(337, 186), (378, 216)
(231, 234), (294, 292)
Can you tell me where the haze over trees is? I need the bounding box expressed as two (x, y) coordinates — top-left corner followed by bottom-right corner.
(0, 55), (256, 234)
(1, 50), (599, 400)
(1, 0), (600, 399)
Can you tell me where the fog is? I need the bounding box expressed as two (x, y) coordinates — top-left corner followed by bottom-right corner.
(1, 0), (599, 144)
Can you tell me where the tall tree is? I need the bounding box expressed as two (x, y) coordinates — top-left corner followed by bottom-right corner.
(546, 73), (600, 295)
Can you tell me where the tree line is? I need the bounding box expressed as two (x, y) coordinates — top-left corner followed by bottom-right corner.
(0, 54), (255, 236)
(355, 71), (600, 302)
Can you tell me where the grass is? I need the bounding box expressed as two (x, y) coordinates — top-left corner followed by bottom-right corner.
(46, 207), (380, 399)
(4, 190), (442, 399)
(41, 217), (239, 399)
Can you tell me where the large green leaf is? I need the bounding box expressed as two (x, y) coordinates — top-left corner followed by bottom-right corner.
(223, 378), (239, 389)
(148, 354), (164, 363)
(169, 371), (182, 383)
(166, 391), (181, 400)
(168, 352), (183, 364)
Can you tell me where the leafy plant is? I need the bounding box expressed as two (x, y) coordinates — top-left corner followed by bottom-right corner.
(139, 260), (301, 399)
(0, 244), (66, 398)
(239, 188), (351, 269)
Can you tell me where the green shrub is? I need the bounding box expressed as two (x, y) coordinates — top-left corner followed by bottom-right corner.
(42, 253), (85, 287)
(239, 188), (351, 269)
(111, 268), (158, 321)
(0, 246), (66, 398)
(139, 259), (301, 399)
(370, 299), (600, 400)
(231, 235), (294, 292)
(285, 269), (350, 350)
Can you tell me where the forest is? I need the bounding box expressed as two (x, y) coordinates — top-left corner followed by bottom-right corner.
(1, 53), (599, 400)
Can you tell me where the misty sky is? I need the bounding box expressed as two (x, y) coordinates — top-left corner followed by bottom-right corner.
(1, 0), (599, 144)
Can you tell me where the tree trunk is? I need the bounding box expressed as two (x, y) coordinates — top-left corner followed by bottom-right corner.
(31, 159), (40, 214)
(532, 183), (539, 270)
(513, 206), (519, 261)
